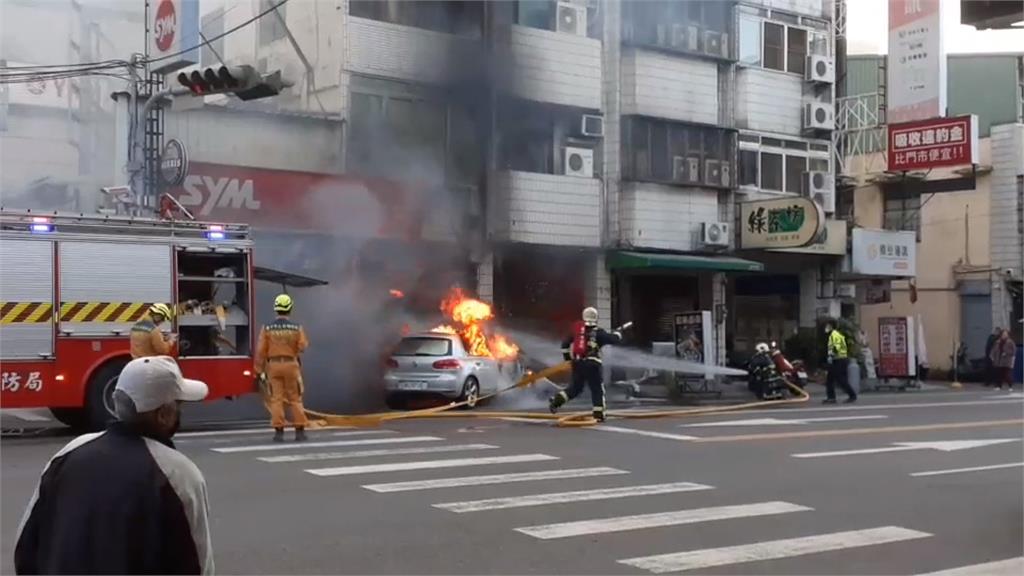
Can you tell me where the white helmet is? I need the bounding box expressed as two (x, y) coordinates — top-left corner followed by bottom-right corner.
(582, 307), (599, 325)
(755, 342), (770, 354)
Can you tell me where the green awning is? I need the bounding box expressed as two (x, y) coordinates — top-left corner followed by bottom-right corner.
(608, 251), (765, 273)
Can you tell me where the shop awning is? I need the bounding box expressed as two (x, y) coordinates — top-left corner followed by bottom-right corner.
(608, 251), (765, 273)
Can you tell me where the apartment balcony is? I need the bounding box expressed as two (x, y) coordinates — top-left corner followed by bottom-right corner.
(487, 170), (601, 248)
(621, 49), (721, 125)
(618, 183), (722, 251)
(496, 25), (602, 111)
(346, 16), (479, 85)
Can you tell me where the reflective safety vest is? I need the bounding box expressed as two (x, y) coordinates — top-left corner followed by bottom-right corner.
(828, 329), (849, 360)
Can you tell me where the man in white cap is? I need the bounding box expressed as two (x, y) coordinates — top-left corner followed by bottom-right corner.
(14, 356), (214, 575)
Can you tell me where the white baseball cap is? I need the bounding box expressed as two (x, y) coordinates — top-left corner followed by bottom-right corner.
(115, 356), (208, 414)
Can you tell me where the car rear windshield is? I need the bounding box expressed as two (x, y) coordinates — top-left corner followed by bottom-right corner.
(393, 337), (452, 357)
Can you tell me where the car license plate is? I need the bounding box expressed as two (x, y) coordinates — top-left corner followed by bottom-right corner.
(797, 371), (808, 379)
(399, 381), (428, 391)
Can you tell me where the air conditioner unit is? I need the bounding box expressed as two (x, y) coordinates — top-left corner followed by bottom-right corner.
(672, 156), (688, 182)
(703, 30), (727, 58)
(556, 2), (587, 36)
(565, 146), (594, 178)
(806, 55), (835, 84)
(804, 170), (835, 213)
(686, 157), (701, 184)
(581, 114), (604, 138)
(702, 221), (730, 248)
(803, 101), (834, 131)
(704, 159), (721, 187)
(671, 24), (699, 51)
(720, 162), (732, 188)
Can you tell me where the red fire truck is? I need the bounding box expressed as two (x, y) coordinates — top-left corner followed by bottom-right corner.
(0, 210), (324, 430)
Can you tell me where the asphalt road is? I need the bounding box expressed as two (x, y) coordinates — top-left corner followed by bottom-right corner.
(3, 388), (1023, 575)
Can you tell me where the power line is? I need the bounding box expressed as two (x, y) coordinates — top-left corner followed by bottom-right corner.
(145, 0), (289, 65)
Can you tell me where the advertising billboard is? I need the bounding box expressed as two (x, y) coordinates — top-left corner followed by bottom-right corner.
(887, 115), (979, 171)
(887, 0), (946, 123)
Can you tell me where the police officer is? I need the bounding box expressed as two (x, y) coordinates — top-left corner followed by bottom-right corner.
(548, 307), (622, 422)
(130, 303), (176, 359)
(255, 294), (310, 442)
(824, 321), (857, 404)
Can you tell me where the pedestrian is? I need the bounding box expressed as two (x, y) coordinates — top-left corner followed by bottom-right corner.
(984, 327), (1001, 386)
(131, 302), (177, 359)
(255, 293), (310, 442)
(14, 356), (214, 575)
(989, 329), (1017, 391)
(823, 321), (857, 404)
(549, 307), (623, 422)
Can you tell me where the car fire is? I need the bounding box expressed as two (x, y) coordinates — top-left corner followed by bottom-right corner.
(430, 288), (519, 360)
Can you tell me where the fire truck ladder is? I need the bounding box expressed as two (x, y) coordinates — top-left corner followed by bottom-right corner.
(142, 71), (165, 209)
(0, 210), (250, 241)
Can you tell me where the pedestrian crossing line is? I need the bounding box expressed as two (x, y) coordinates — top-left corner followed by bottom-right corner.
(306, 454), (560, 477)
(433, 481), (714, 513)
(258, 443), (500, 463)
(618, 526), (932, 573)
(515, 501), (811, 540)
(916, 556), (1024, 576)
(910, 462), (1024, 477)
(362, 467), (630, 493)
(181, 429), (394, 443)
(177, 426), (351, 438)
(212, 436), (444, 454)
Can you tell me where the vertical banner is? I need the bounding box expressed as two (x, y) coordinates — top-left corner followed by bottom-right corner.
(878, 316), (918, 378)
(887, 0), (946, 123)
(674, 311), (714, 380)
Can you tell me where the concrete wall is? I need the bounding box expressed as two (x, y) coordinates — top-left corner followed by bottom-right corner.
(487, 171), (601, 247)
(621, 49), (719, 125)
(735, 68), (804, 135)
(346, 16), (477, 86)
(618, 184), (719, 251)
(499, 25), (603, 111)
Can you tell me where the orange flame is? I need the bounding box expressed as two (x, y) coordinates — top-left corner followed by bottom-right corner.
(430, 288), (519, 360)
(389, 289), (405, 299)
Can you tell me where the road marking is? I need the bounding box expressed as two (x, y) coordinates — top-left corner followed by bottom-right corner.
(916, 557), (1024, 576)
(179, 428), (385, 440)
(681, 415), (887, 427)
(363, 467), (629, 493)
(259, 443), (499, 463)
(986, 392), (1023, 399)
(688, 398), (1021, 417)
(434, 481), (714, 513)
(514, 501), (811, 540)
(793, 438), (1021, 459)
(212, 436), (443, 453)
(306, 453), (559, 477)
(0, 409), (50, 422)
(910, 462), (1024, 477)
(591, 425), (698, 441)
(618, 526), (932, 573)
(693, 419), (1024, 443)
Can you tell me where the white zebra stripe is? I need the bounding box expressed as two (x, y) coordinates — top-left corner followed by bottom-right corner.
(259, 444), (499, 463)
(362, 467), (629, 493)
(433, 481), (713, 513)
(212, 436), (443, 453)
(306, 454), (559, 477)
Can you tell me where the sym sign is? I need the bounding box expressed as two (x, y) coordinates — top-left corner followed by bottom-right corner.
(887, 0), (946, 123)
(888, 115), (978, 171)
(739, 197), (825, 249)
(850, 228), (917, 277)
(148, 0), (199, 74)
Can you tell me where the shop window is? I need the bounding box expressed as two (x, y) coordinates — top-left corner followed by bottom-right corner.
(623, 0), (732, 59)
(883, 188), (922, 239)
(350, 0), (482, 37)
(623, 117), (736, 189)
(258, 0), (287, 46)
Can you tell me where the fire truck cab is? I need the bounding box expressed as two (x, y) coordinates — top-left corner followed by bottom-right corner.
(0, 210), (320, 430)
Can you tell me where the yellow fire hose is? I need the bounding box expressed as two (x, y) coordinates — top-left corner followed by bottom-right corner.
(305, 362), (810, 428)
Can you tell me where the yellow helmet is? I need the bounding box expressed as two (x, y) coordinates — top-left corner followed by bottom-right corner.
(149, 303), (173, 320)
(273, 294), (294, 314)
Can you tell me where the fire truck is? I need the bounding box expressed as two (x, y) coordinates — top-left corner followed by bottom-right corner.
(0, 209), (324, 430)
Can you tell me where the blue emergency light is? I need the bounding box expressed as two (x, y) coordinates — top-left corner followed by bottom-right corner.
(206, 225), (225, 241)
(29, 217), (54, 233)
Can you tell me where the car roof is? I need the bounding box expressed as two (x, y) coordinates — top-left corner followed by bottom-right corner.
(403, 332), (458, 340)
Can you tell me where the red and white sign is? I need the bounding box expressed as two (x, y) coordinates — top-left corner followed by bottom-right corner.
(168, 162), (429, 240)
(887, 0), (946, 123)
(887, 115), (978, 171)
(148, 0), (198, 74)
(154, 0), (177, 52)
(878, 316), (917, 378)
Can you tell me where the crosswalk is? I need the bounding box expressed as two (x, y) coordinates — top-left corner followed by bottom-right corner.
(191, 425), (997, 574)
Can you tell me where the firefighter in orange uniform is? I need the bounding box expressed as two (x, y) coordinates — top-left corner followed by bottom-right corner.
(255, 294), (310, 442)
(130, 303), (176, 359)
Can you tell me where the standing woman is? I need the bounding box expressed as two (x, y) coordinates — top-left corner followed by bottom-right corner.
(989, 329), (1017, 391)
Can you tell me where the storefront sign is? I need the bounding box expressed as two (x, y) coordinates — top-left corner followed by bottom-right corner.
(739, 197), (825, 249)
(888, 115), (978, 171)
(167, 162), (429, 240)
(887, 0), (945, 123)
(850, 228), (916, 276)
(1, 61), (78, 109)
(878, 316), (917, 378)
(149, 0), (199, 74)
(674, 311), (714, 380)
(770, 219), (847, 255)
(159, 139), (189, 188)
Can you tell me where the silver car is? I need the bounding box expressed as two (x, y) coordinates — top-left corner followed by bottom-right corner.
(383, 332), (521, 409)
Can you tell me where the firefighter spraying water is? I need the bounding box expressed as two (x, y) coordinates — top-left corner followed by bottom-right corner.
(548, 307), (632, 422)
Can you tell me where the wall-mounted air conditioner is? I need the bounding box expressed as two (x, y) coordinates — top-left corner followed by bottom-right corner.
(803, 101), (834, 131)
(704, 159), (722, 187)
(703, 30), (728, 58)
(565, 146), (594, 177)
(556, 2), (587, 36)
(672, 156), (700, 184)
(671, 24), (698, 51)
(804, 170), (835, 213)
(720, 161), (732, 188)
(702, 221), (730, 248)
(806, 55), (835, 84)
(581, 114), (604, 138)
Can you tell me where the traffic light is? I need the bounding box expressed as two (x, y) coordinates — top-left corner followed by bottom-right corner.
(176, 65), (287, 101)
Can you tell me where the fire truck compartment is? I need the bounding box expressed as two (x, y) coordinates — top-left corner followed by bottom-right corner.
(175, 250), (251, 358)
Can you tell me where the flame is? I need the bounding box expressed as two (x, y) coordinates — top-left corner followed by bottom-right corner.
(389, 289), (405, 299)
(429, 287), (519, 360)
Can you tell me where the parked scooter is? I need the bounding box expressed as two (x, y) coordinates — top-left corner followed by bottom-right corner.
(770, 340), (808, 393)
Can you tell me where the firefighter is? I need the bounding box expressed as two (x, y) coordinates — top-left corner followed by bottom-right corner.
(548, 307), (623, 422)
(130, 303), (176, 359)
(255, 294), (310, 442)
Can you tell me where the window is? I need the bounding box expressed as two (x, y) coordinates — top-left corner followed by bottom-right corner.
(883, 188), (922, 237)
(785, 155), (807, 194)
(738, 17), (761, 65)
(787, 27), (807, 75)
(738, 134), (829, 193)
(200, 9), (224, 66)
(624, 117), (736, 188)
(622, 0), (732, 58)
(350, 0), (482, 37)
(761, 153), (783, 191)
(739, 150), (758, 186)
(518, 0), (553, 29)
(763, 22), (785, 71)
(258, 0), (287, 46)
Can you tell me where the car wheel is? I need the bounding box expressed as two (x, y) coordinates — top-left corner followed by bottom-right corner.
(459, 377), (480, 409)
(384, 394), (404, 410)
(86, 358), (129, 431)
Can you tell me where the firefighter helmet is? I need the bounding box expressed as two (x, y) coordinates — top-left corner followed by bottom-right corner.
(582, 307), (599, 326)
(755, 342), (770, 354)
(148, 303), (173, 320)
(274, 294), (294, 314)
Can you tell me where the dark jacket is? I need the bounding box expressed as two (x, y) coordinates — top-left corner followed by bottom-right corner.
(985, 333), (999, 362)
(561, 323), (622, 363)
(14, 422), (213, 575)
